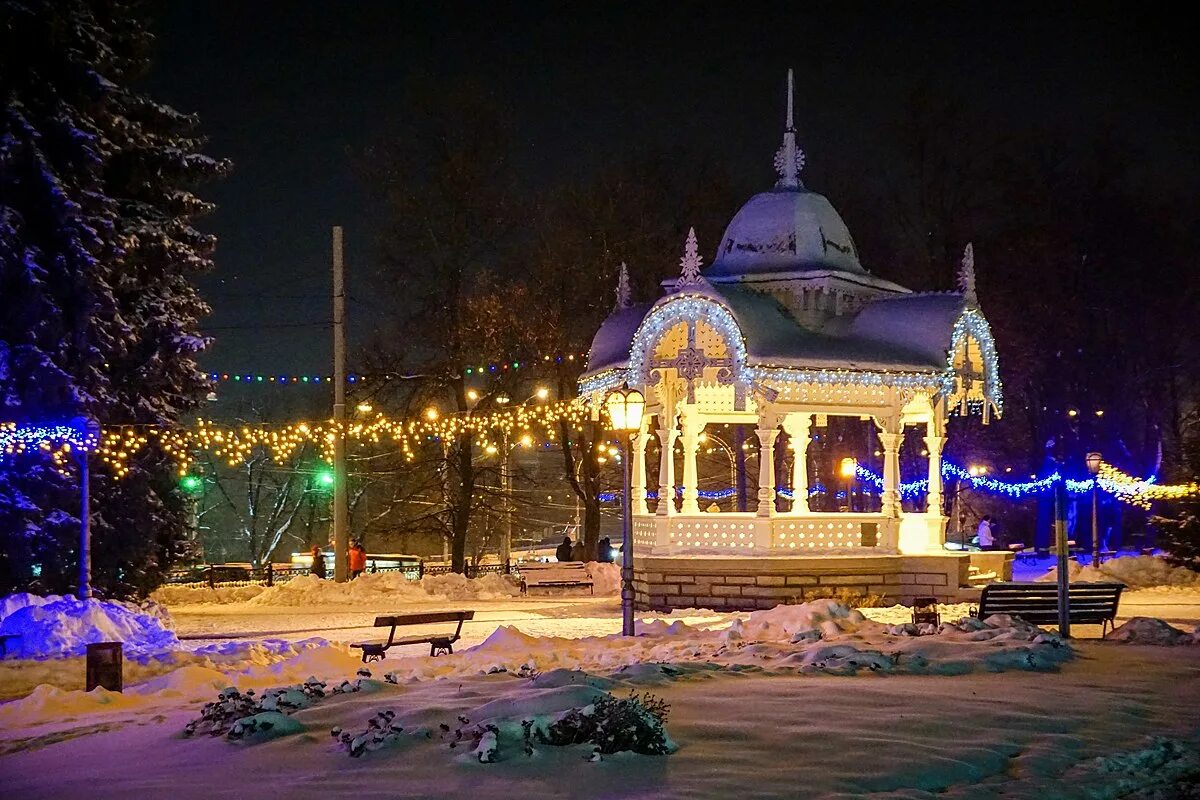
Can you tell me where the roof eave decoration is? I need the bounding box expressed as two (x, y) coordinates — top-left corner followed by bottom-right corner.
(945, 306), (1003, 421)
(627, 292), (751, 394)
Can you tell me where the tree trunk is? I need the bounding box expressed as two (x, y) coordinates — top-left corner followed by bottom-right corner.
(450, 432), (474, 573)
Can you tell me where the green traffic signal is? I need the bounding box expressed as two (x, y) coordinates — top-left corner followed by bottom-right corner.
(316, 468), (335, 488)
(180, 475), (202, 494)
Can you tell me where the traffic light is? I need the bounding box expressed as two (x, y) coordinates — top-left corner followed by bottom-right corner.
(315, 467), (335, 489)
(180, 475), (202, 494)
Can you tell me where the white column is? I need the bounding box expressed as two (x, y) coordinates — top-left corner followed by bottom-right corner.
(656, 417), (678, 516)
(756, 423), (779, 518)
(781, 413), (812, 513)
(923, 434), (946, 516)
(679, 412), (703, 515)
(878, 429), (903, 518)
(631, 416), (650, 516)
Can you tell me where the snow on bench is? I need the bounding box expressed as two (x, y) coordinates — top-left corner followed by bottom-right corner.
(518, 562), (594, 595)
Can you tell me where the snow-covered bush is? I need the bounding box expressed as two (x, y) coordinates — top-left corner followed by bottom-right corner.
(332, 709), (405, 757)
(536, 691), (675, 756)
(184, 677), (328, 738)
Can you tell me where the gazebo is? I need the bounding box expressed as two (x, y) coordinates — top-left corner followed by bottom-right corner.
(579, 73), (1003, 611)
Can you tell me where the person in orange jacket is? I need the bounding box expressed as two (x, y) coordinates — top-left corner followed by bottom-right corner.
(348, 541), (367, 579)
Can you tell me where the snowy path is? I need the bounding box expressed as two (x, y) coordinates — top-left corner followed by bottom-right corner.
(165, 588), (1200, 651)
(2, 644), (1198, 799)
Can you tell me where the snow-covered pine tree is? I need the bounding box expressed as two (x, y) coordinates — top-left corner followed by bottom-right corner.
(0, 1), (227, 597)
(1152, 498), (1200, 572)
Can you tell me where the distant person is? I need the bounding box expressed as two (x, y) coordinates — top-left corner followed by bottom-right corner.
(348, 541), (367, 579)
(977, 515), (995, 550)
(597, 537), (614, 563)
(570, 538), (586, 562)
(555, 536), (573, 562)
(309, 544), (326, 579)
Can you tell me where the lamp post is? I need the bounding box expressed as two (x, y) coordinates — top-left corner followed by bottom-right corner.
(1087, 451), (1102, 566)
(605, 384), (646, 637)
(839, 457), (857, 512)
(69, 416), (101, 599)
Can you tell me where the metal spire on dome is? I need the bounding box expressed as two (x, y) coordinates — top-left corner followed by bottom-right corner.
(773, 68), (806, 190)
(958, 243), (978, 307)
(675, 227), (704, 289)
(614, 262), (632, 311)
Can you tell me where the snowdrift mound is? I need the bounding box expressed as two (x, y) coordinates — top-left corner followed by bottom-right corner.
(153, 569), (531, 607)
(584, 562), (620, 595)
(420, 571), (520, 600)
(384, 599), (1073, 682)
(1105, 617), (1200, 645)
(151, 584), (267, 605)
(1037, 555), (1200, 589)
(0, 594), (179, 659)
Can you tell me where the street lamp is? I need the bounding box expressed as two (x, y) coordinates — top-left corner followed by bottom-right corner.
(605, 384), (646, 637)
(839, 457), (857, 512)
(1087, 451), (1102, 566)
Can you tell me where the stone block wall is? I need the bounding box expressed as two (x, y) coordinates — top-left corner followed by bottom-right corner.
(632, 554), (971, 611)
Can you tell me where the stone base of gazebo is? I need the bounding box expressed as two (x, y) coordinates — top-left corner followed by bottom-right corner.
(632, 553), (973, 611)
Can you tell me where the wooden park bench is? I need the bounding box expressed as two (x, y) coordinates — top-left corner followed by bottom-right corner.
(973, 581), (1125, 636)
(350, 610), (474, 662)
(1007, 543), (1038, 565)
(519, 562), (594, 595)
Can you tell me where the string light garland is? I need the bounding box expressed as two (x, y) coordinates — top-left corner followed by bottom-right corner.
(205, 352), (588, 388)
(4, 417), (1195, 511)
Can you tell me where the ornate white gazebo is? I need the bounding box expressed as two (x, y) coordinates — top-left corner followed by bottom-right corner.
(580, 73), (1003, 610)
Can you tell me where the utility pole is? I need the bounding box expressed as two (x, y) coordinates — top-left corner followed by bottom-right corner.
(332, 226), (349, 582)
(501, 432), (512, 571)
(1054, 481), (1070, 637)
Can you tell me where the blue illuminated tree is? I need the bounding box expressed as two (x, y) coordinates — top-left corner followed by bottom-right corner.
(0, 1), (227, 597)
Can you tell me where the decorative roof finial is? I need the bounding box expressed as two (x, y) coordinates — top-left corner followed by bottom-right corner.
(676, 227), (704, 288)
(958, 243), (978, 307)
(773, 68), (805, 189)
(614, 262), (632, 311)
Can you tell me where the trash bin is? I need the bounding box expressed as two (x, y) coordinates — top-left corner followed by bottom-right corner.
(86, 641), (123, 692)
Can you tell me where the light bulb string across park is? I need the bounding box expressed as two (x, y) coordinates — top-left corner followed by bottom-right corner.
(2, 416), (1196, 508)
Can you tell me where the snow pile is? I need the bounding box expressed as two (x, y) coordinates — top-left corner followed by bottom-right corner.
(584, 562), (621, 595)
(0, 592), (57, 620)
(1105, 617), (1200, 646)
(150, 584), (267, 605)
(0, 638), (362, 728)
(860, 602), (975, 626)
(419, 571), (520, 600)
(1037, 555), (1200, 589)
(370, 599), (1073, 683)
(152, 570), (529, 607)
(0, 594), (179, 659)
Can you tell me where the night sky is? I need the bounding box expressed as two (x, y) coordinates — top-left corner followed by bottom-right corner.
(142, 1), (1198, 382)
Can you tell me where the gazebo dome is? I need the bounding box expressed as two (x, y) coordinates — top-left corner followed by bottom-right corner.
(706, 187), (864, 279)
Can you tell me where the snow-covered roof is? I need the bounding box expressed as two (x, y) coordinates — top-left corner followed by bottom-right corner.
(848, 293), (968, 367)
(582, 285), (960, 380)
(706, 188), (864, 279)
(586, 303), (654, 374)
(720, 285), (948, 371)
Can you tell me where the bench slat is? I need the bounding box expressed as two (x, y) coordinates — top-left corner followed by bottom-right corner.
(373, 610), (474, 627)
(978, 582), (1124, 627)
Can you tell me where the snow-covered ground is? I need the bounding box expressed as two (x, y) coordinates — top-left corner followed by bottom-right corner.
(2, 556), (1199, 798)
